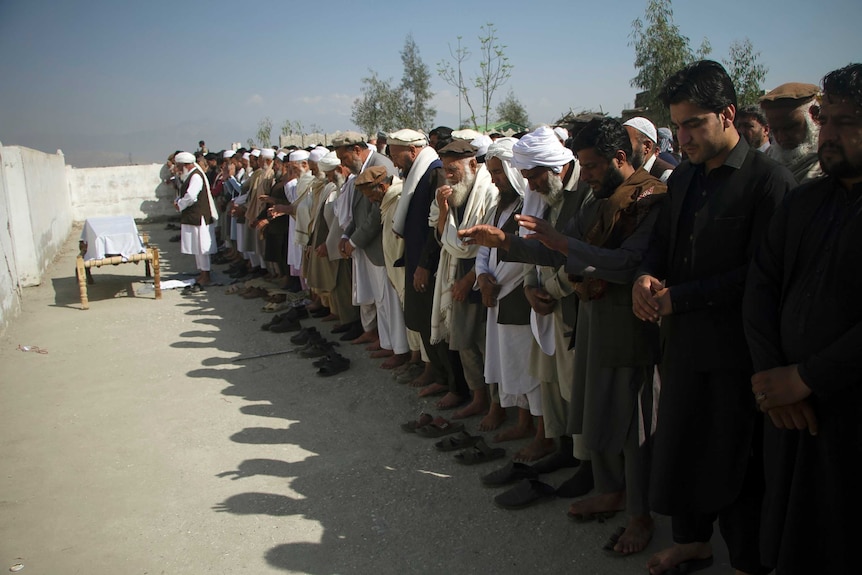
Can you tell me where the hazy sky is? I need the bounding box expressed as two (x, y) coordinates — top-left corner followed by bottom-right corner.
(1, 0), (859, 168)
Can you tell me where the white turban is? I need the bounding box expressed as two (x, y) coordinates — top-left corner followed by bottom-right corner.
(553, 126), (569, 142)
(251, 149), (261, 157)
(623, 117), (658, 143)
(308, 146), (328, 163)
(471, 135), (493, 158)
(318, 151), (341, 172)
(289, 150), (310, 162)
(388, 129), (427, 147)
(486, 138), (528, 197)
(223, 150), (236, 159)
(259, 148), (275, 160)
(174, 151), (195, 164)
(511, 126), (574, 173)
(242, 152), (251, 161)
(276, 151), (287, 161)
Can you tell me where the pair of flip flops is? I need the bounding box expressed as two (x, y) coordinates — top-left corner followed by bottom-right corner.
(480, 461), (538, 487)
(493, 478), (556, 509)
(414, 417), (464, 438)
(453, 438), (506, 465)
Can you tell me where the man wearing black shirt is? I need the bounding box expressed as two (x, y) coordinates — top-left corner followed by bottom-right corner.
(744, 63), (862, 575)
(633, 60), (795, 575)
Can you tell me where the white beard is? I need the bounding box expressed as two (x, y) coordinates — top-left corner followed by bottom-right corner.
(544, 173), (565, 208)
(180, 166), (193, 182)
(448, 169), (477, 207)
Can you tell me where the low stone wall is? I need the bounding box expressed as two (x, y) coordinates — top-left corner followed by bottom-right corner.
(68, 163), (177, 222)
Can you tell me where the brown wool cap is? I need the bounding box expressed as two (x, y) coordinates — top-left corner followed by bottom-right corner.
(331, 131), (367, 147)
(354, 165), (388, 188)
(437, 139), (478, 158)
(760, 83), (820, 107)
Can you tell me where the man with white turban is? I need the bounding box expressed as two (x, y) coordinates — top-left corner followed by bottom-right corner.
(461, 125), (593, 485)
(427, 140), (499, 410)
(173, 151), (218, 286)
(389, 129), (461, 391)
(623, 117), (675, 182)
(470, 137), (550, 461)
(246, 148), (276, 277)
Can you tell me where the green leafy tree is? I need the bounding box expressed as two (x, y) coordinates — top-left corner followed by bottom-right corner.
(351, 70), (401, 136)
(629, 0), (710, 127)
(723, 38), (768, 107)
(495, 90), (529, 127)
(397, 34), (436, 132)
(256, 116), (272, 148)
(438, 23), (513, 130)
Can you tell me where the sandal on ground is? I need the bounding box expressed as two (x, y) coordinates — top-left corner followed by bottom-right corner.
(453, 438), (506, 465)
(400, 412), (434, 433)
(480, 461), (539, 487)
(414, 417), (464, 438)
(493, 478), (556, 509)
(434, 431), (482, 452)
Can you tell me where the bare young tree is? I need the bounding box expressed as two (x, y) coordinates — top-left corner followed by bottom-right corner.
(475, 23), (513, 131)
(255, 116), (273, 148)
(438, 24), (514, 130)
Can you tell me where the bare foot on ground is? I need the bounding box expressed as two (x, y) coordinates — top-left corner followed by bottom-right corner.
(493, 424), (535, 443)
(512, 437), (556, 462)
(409, 371), (435, 388)
(479, 404), (506, 431)
(418, 382), (447, 397)
(436, 392), (465, 409)
(380, 353), (410, 369)
(567, 491), (625, 519)
(646, 542), (713, 575)
(613, 515), (654, 555)
(452, 399), (488, 419)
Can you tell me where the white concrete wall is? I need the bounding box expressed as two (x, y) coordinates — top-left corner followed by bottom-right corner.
(0, 150), (23, 331)
(68, 163), (177, 221)
(1, 145), (71, 288)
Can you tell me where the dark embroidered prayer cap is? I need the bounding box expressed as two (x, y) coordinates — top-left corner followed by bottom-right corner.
(354, 165), (388, 188)
(760, 83), (820, 107)
(437, 139), (478, 158)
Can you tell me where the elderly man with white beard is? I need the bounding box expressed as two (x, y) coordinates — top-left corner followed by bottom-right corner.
(760, 82), (824, 183)
(461, 126), (595, 483)
(173, 151), (218, 286)
(427, 140), (499, 410)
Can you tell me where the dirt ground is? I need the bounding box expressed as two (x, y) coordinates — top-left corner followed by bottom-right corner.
(0, 223), (730, 574)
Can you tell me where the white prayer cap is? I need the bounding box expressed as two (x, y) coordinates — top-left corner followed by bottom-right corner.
(223, 150), (236, 159)
(452, 128), (483, 141)
(259, 148), (275, 160)
(388, 129), (427, 147)
(553, 126), (569, 142)
(251, 149), (261, 157)
(276, 151), (287, 162)
(471, 135), (493, 158)
(318, 151), (341, 172)
(511, 126), (574, 172)
(242, 152), (251, 161)
(289, 149), (310, 162)
(308, 146), (328, 163)
(623, 117), (658, 143)
(174, 151), (196, 164)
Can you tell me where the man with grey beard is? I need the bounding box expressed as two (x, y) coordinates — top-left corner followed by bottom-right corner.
(427, 140), (499, 410)
(464, 126), (594, 490)
(760, 83), (824, 183)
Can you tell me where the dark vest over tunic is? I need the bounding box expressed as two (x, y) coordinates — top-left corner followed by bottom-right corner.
(180, 167), (213, 225)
